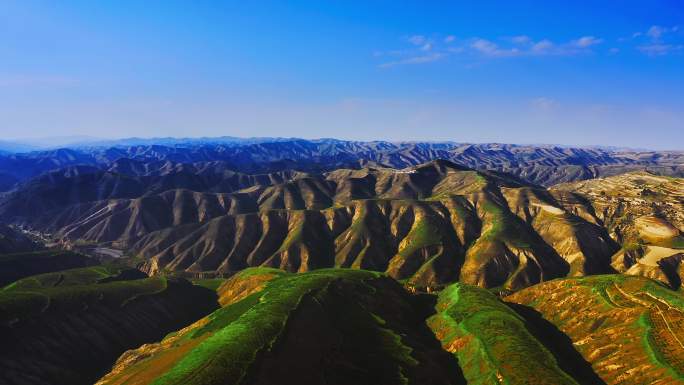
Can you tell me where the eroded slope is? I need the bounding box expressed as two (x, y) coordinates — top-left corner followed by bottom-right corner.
(507, 275), (684, 384)
(553, 173), (684, 288)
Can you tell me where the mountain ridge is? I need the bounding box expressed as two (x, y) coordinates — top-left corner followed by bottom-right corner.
(0, 139), (682, 190)
(2, 160), (636, 291)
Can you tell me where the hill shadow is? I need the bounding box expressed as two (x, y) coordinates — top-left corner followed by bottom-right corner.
(505, 302), (606, 385)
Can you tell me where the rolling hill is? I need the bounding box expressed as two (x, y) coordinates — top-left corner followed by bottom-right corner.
(428, 282), (601, 385)
(0, 265), (218, 385)
(0, 249), (97, 287)
(2, 157), (682, 292)
(99, 269), (684, 385)
(96, 268), (466, 385)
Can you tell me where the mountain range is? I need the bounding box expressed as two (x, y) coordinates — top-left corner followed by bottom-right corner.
(0, 138), (682, 191)
(1, 137), (683, 384)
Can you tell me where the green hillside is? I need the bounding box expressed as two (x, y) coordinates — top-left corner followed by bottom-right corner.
(0, 267), (218, 385)
(0, 249), (97, 287)
(98, 268), (465, 385)
(428, 283), (582, 385)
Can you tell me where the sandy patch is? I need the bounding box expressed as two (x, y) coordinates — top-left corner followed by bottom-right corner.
(639, 246), (680, 266)
(532, 203), (565, 215)
(636, 216), (680, 239)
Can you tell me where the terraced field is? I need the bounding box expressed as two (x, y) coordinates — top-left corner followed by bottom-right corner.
(507, 275), (684, 384)
(608, 282), (684, 377)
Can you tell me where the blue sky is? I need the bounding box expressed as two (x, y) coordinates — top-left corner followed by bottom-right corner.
(1, 1), (683, 149)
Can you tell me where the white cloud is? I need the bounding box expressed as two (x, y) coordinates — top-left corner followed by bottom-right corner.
(530, 97), (559, 111)
(407, 35), (426, 45)
(632, 25), (683, 56)
(571, 36), (603, 48)
(472, 35), (601, 57)
(471, 39), (498, 54)
(634, 25), (680, 41)
(637, 43), (683, 56)
(379, 53), (445, 68)
(531, 39), (554, 53)
(471, 39), (520, 57)
(511, 35), (531, 44)
(376, 32), (608, 67)
(647, 25), (664, 39)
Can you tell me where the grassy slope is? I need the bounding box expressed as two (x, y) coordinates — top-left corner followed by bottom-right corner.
(0, 265), (161, 321)
(191, 278), (226, 291)
(150, 272), (342, 385)
(0, 249), (97, 287)
(428, 283), (579, 385)
(387, 215), (444, 281)
(0, 267), (218, 385)
(99, 268), (465, 385)
(460, 198), (553, 290)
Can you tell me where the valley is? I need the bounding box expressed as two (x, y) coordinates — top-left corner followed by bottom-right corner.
(0, 139), (683, 384)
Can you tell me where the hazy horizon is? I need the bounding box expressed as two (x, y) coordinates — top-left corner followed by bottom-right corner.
(0, 134), (674, 153)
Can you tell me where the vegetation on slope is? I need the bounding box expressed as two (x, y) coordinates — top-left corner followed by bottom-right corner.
(0, 249), (97, 287)
(98, 268), (465, 385)
(427, 283), (581, 385)
(0, 267), (218, 385)
(506, 274), (684, 384)
(3, 164), (682, 299)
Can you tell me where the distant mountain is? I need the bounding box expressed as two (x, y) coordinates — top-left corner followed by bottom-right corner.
(0, 140), (39, 154)
(0, 225), (40, 254)
(0, 165), (303, 221)
(19, 136), (103, 149)
(0, 138), (682, 191)
(71, 136), (296, 148)
(2, 151), (683, 290)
